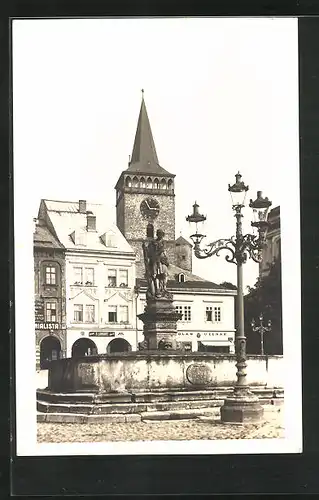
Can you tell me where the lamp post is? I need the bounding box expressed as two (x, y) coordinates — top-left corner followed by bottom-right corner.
(186, 172), (272, 423)
(251, 313), (272, 356)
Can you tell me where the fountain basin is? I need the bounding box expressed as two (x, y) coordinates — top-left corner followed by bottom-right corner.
(47, 351), (284, 394)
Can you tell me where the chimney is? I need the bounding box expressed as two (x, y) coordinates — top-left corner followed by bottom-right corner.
(86, 211), (96, 231)
(79, 200), (87, 213)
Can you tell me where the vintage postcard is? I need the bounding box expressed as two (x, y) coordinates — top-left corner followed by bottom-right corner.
(12, 17), (302, 456)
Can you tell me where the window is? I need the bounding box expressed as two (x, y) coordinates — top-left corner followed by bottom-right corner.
(161, 178), (167, 190)
(119, 305), (129, 323)
(146, 177), (152, 188)
(178, 273), (185, 283)
(125, 176), (132, 187)
(74, 304), (83, 322)
(85, 305), (95, 323)
(214, 306), (221, 322)
(154, 178), (159, 189)
(108, 269), (117, 287)
(205, 305), (222, 322)
(184, 306), (192, 322)
(133, 176), (139, 187)
(119, 269), (128, 287)
(45, 266), (56, 285)
(46, 302), (56, 322)
(175, 305), (183, 320)
(73, 267), (83, 285)
(107, 233), (116, 247)
(84, 268), (94, 286)
(206, 306), (213, 322)
(108, 305), (117, 323)
(140, 177), (146, 188)
(176, 305), (191, 322)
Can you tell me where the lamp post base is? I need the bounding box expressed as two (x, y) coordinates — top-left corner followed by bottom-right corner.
(220, 390), (264, 424)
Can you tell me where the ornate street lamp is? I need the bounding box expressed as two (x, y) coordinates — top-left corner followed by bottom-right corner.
(186, 172), (272, 423)
(251, 313), (272, 356)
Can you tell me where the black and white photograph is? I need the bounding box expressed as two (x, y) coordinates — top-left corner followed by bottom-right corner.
(12, 17), (302, 456)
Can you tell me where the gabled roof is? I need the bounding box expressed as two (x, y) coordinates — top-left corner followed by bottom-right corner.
(136, 261), (235, 292)
(124, 95), (174, 177)
(33, 222), (63, 249)
(39, 199), (135, 255)
(175, 235), (192, 247)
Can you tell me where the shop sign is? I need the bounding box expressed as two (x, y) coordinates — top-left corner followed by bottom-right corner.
(89, 332), (116, 337)
(35, 323), (60, 330)
(34, 300), (45, 322)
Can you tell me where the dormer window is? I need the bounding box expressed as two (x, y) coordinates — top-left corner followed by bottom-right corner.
(178, 273), (186, 283)
(100, 232), (116, 248)
(70, 230), (87, 246)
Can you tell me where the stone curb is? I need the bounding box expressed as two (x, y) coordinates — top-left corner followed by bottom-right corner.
(37, 413), (140, 424)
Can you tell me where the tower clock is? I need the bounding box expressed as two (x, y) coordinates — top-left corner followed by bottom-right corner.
(140, 198), (160, 220)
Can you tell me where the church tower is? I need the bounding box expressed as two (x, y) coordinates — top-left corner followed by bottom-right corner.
(115, 92), (176, 275)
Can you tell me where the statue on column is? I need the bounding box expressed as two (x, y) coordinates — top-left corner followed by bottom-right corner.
(142, 229), (172, 299)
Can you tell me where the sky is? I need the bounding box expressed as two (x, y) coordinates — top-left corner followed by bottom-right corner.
(12, 17), (300, 290)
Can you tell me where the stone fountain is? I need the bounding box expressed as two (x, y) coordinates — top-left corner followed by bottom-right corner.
(37, 228), (284, 424)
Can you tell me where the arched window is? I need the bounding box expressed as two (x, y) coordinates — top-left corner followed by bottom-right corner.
(178, 273), (186, 283)
(161, 178), (167, 190)
(154, 178), (159, 189)
(140, 177), (146, 188)
(147, 223), (154, 238)
(167, 179), (173, 190)
(146, 177), (152, 189)
(133, 176), (139, 188)
(125, 176), (132, 187)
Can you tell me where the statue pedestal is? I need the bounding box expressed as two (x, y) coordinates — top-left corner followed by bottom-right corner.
(138, 296), (182, 350)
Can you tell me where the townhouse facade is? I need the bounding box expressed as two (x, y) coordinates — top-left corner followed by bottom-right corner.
(33, 219), (66, 369)
(36, 199), (137, 357)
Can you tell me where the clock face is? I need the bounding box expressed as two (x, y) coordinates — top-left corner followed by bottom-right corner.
(140, 198), (160, 220)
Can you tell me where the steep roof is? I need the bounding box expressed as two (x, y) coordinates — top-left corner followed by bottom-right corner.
(175, 235), (192, 247)
(40, 199), (135, 255)
(33, 222), (63, 249)
(125, 94), (174, 177)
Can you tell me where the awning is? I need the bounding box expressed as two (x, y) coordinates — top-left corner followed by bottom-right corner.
(199, 340), (231, 347)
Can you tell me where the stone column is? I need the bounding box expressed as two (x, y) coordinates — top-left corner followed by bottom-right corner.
(138, 296), (182, 350)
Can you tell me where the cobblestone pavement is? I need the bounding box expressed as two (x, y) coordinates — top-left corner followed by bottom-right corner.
(37, 406), (284, 443)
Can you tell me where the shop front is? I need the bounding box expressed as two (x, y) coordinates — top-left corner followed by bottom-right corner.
(67, 329), (135, 358)
(36, 322), (67, 370)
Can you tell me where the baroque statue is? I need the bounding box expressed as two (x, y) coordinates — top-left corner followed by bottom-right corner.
(142, 228), (172, 299)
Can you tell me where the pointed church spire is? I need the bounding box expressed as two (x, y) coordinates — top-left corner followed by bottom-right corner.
(126, 92), (173, 176)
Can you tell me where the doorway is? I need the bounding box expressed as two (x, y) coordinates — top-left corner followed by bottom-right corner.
(107, 338), (131, 353)
(40, 336), (61, 369)
(71, 338), (98, 357)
